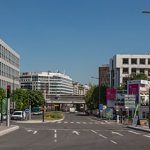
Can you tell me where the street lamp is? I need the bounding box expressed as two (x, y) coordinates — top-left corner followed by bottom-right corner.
(142, 10), (150, 128)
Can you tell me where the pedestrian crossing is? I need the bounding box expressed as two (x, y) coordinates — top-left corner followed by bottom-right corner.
(55, 121), (113, 125)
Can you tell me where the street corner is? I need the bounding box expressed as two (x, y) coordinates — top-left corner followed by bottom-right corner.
(0, 125), (19, 136)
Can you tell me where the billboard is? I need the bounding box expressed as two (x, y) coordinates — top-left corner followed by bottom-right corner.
(106, 88), (116, 101)
(128, 84), (139, 95)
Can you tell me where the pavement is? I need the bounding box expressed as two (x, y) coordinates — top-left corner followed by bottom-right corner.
(0, 122), (19, 136)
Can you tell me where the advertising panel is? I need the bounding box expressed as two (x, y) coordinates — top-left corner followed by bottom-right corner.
(128, 84), (139, 95)
(106, 88), (116, 101)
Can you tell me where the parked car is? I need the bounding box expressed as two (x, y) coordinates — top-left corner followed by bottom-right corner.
(11, 111), (26, 120)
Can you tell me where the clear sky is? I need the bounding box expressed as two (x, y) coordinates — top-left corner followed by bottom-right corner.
(0, 0), (150, 85)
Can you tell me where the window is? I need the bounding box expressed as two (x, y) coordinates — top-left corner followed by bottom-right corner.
(122, 58), (129, 64)
(140, 58), (145, 65)
(148, 69), (150, 76)
(131, 68), (136, 74)
(140, 69), (145, 74)
(148, 59), (150, 65)
(131, 58), (137, 64)
(122, 68), (129, 74)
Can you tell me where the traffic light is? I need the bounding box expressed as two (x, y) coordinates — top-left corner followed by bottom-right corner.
(7, 85), (11, 98)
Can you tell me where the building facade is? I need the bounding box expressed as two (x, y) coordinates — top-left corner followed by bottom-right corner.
(99, 64), (110, 87)
(110, 54), (150, 88)
(20, 71), (73, 99)
(73, 82), (89, 96)
(0, 39), (20, 90)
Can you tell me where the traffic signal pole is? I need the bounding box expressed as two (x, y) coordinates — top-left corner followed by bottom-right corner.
(6, 85), (11, 127)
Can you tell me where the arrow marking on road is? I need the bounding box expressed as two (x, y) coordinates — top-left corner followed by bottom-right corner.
(112, 131), (123, 136)
(72, 130), (80, 135)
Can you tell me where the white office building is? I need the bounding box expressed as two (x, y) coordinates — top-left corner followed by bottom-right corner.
(0, 39), (20, 90)
(110, 54), (150, 88)
(20, 71), (73, 98)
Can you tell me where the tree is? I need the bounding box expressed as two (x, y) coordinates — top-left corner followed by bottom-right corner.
(28, 90), (45, 108)
(130, 73), (148, 80)
(0, 88), (6, 112)
(99, 85), (107, 105)
(85, 85), (99, 110)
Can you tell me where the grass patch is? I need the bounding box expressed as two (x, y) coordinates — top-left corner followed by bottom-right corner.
(44, 111), (64, 120)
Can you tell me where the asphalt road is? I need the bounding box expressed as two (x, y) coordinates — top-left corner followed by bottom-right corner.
(0, 112), (150, 150)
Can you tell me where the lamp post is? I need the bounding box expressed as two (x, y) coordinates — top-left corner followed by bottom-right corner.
(142, 10), (150, 128)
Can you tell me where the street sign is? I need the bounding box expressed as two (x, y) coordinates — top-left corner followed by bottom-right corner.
(124, 94), (136, 109)
(25, 109), (30, 113)
(99, 104), (103, 111)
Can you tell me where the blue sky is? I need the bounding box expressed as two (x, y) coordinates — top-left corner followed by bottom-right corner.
(0, 0), (150, 84)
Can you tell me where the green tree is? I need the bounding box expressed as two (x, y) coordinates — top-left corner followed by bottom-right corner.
(0, 88), (6, 112)
(12, 89), (29, 110)
(28, 90), (44, 108)
(130, 73), (148, 80)
(99, 85), (107, 105)
(85, 85), (99, 110)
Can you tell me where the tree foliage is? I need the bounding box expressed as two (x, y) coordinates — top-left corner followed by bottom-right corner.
(99, 85), (107, 105)
(130, 73), (148, 80)
(12, 89), (45, 110)
(0, 88), (6, 112)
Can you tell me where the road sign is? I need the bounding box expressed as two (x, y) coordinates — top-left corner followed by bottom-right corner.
(124, 94), (136, 109)
(99, 104), (103, 111)
(25, 109), (30, 113)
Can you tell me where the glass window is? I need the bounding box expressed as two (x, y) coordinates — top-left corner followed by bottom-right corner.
(131, 58), (137, 64)
(122, 68), (129, 74)
(131, 68), (136, 74)
(122, 58), (129, 64)
(140, 69), (145, 74)
(140, 58), (145, 64)
(148, 59), (150, 65)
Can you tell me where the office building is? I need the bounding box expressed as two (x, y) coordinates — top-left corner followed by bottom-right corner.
(110, 54), (150, 88)
(0, 39), (20, 90)
(20, 71), (73, 99)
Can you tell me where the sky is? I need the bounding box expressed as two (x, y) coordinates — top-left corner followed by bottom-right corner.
(0, 0), (150, 85)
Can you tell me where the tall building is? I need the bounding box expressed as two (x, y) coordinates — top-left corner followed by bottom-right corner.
(0, 39), (20, 90)
(20, 71), (73, 99)
(110, 54), (150, 88)
(99, 64), (110, 87)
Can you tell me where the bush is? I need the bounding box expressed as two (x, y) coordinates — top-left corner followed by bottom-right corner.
(44, 111), (64, 120)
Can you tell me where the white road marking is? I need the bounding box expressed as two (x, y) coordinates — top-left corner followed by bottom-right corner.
(54, 130), (57, 143)
(110, 140), (117, 144)
(99, 134), (108, 139)
(100, 122), (105, 125)
(64, 121), (68, 124)
(33, 131), (37, 134)
(27, 129), (32, 132)
(57, 122), (62, 124)
(91, 130), (97, 134)
(72, 130), (80, 135)
(143, 134), (150, 138)
(128, 130), (141, 135)
(70, 122), (74, 124)
(82, 122), (87, 124)
(112, 131), (123, 136)
(76, 122), (81, 124)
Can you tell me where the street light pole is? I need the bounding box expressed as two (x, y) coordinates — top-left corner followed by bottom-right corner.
(142, 10), (150, 128)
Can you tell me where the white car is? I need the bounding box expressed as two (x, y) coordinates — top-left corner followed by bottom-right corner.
(11, 111), (25, 120)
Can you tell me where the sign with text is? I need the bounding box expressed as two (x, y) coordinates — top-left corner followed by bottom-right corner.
(124, 94), (136, 109)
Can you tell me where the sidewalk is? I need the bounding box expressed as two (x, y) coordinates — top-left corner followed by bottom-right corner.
(0, 122), (19, 136)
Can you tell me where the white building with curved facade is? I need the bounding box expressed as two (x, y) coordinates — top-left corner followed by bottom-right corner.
(0, 39), (20, 90)
(20, 71), (73, 98)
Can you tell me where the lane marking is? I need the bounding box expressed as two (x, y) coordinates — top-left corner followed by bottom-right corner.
(112, 131), (123, 136)
(57, 122), (62, 124)
(99, 134), (108, 139)
(91, 130), (97, 134)
(27, 129), (32, 132)
(110, 140), (117, 144)
(72, 130), (80, 135)
(54, 130), (57, 143)
(64, 121), (68, 124)
(33, 131), (37, 134)
(70, 122), (74, 124)
(76, 122), (81, 124)
(128, 130), (141, 135)
(82, 122), (87, 124)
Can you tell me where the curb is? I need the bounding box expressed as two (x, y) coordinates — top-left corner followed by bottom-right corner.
(127, 125), (150, 133)
(13, 116), (65, 124)
(0, 125), (19, 136)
